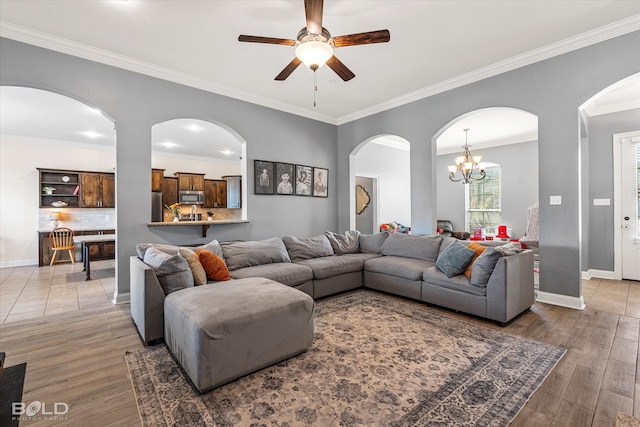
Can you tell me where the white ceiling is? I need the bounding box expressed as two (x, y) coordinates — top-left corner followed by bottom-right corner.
(1, 1), (639, 157)
(1, 1), (639, 125)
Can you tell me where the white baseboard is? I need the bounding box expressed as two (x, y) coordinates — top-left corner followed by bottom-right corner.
(536, 291), (586, 310)
(0, 258), (38, 268)
(581, 269), (618, 280)
(112, 292), (129, 305)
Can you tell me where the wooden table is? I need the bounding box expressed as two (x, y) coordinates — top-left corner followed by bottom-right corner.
(74, 234), (116, 280)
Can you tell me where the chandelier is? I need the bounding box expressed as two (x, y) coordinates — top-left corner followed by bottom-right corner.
(448, 129), (486, 184)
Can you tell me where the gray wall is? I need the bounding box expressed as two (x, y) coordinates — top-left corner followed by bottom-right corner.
(0, 37), (338, 296)
(585, 108), (640, 271)
(437, 141), (539, 238)
(2, 31), (639, 301)
(338, 31), (640, 299)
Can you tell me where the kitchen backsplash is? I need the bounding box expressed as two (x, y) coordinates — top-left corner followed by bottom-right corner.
(39, 208), (116, 231)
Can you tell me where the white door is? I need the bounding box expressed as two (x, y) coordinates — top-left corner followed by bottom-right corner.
(619, 132), (640, 280)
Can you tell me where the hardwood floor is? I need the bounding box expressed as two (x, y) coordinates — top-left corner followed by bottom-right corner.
(0, 263), (638, 426)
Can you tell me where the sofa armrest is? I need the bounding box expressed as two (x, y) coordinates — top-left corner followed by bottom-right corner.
(485, 250), (535, 324)
(130, 256), (165, 344)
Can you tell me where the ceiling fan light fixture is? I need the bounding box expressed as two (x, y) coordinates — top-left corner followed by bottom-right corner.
(295, 41), (333, 70)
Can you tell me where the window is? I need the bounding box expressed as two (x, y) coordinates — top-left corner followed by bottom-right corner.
(466, 164), (501, 232)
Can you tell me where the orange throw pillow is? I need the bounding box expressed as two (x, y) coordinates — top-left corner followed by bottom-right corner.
(196, 249), (230, 281)
(464, 242), (486, 278)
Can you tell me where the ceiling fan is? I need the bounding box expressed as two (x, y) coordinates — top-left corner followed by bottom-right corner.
(238, 0), (390, 82)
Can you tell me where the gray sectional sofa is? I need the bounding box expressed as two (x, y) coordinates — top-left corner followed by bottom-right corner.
(130, 231), (534, 345)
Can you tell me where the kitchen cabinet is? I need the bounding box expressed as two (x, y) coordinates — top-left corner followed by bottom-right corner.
(38, 168), (81, 208)
(80, 172), (115, 208)
(175, 172), (205, 191)
(151, 169), (165, 192)
(225, 175), (242, 209)
(162, 177), (178, 209)
(38, 229), (115, 266)
(204, 179), (227, 208)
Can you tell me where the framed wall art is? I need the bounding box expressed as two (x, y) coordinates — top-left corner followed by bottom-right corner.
(254, 160), (274, 195)
(275, 162), (295, 195)
(295, 164), (313, 196)
(313, 167), (328, 197)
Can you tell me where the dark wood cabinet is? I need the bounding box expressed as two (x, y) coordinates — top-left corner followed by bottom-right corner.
(38, 229), (115, 266)
(162, 177), (178, 209)
(38, 168), (81, 208)
(204, 179), (227, 208)
(151, 169), (165, 192)
(175, 172), (205, 191)
(80, 172), (115, 208)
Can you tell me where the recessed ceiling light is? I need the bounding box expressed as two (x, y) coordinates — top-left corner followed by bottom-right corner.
(186, 124), (201, 133)
(81, 130), (102, 139)
(160, 141), (179, 148)
(221, 149), (234, 156)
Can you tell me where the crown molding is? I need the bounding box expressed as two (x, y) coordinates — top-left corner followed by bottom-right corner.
(0, 21), (338, 125)
(337, 14), (640, 125)
(2, 15), (639, 127)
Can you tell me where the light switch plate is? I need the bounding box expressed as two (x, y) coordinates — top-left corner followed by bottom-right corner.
(550, 195), (562, 205)
(593, 198), (610, 206)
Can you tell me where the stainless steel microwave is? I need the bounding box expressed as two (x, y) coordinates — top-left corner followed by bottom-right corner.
(178, 190), (205, 205)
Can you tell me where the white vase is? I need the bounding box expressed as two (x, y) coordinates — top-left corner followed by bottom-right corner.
(173, 217), (179, 222)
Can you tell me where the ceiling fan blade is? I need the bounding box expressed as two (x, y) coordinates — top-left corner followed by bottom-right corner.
(326, 55), (355, 81)
(238, 35), (297, 46)
(332, 30), (390, 47)
(275, 57), (303, 81)
(305, 0), (324, 34)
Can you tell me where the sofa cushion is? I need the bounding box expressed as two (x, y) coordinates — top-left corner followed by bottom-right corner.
(143, 247), (194, 295)
(221, 238), (291, 271)
(178, 247), (207, 285)
(341, 252), (383, 263)
(282, 235), (334, 262)
(297, 255), (364, 280)
(228, 263), (313, 287)
(495, 242), (523, 256)
(380, 232), (443, 262)
(196, 239), (225, 264)
(438, 236), (458, 257)
(359, 232), (389, 254)
(470, 248), (503, 287)
(423, 267), (487, 296)
(436, 240), (476, 278)
(364, 255), (433, 281)
(135, 239), (225, 264)
(464, 242), (487, 278)
(325, 230), (361, 255)
(136, 242), (179, 258)
(196, 249), (230, 282)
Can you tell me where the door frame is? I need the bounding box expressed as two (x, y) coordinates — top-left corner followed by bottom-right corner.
(613, 130), (640, 280)
(355, 174), (380, 234)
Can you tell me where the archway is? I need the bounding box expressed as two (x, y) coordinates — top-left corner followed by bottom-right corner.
(151, 118), (247, 222)
(579, 72), (640, 280)
(349, 135), (411, 233)
(434, 108), (539, 240)
(0, 85), (116, 291)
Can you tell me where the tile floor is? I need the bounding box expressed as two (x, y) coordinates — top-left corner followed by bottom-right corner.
(0, 260), (116, 324)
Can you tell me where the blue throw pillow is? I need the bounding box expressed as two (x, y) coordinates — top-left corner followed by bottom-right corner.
(435, 240), (476, 278)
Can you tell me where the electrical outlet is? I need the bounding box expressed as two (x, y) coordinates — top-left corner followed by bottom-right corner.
(550, 195), (562, 205)
(593, 198), (610, 206)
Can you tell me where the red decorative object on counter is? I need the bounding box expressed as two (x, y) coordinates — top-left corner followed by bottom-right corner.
(496, 225), (510, 239)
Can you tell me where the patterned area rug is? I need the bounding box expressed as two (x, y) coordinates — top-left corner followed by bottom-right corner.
(126, 290), (565, 426)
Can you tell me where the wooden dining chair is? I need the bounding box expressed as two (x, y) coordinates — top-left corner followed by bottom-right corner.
(49, 227), (76, 266)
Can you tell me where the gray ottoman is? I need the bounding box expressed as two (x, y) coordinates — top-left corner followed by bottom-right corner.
(164, 277), (315, 393)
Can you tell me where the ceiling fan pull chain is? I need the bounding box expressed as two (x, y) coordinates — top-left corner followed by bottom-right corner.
(313, 70), (318, 107)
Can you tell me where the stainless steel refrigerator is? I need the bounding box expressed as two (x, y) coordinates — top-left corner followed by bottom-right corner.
(151, 192), (163, 222)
